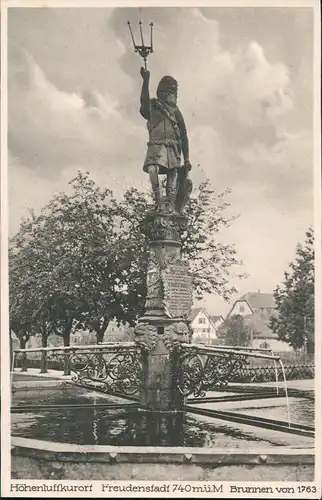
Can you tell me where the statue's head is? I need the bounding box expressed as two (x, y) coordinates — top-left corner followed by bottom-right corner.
(157, 76), (178, 107)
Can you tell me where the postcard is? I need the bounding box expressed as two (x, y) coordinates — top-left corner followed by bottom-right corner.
(1, 0), (321, 498)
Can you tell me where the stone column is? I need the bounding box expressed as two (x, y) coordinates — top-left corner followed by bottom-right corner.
(134, 208), (193, 411)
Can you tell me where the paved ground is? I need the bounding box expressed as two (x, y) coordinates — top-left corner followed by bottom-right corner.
(11, 454), (314, 481)
(12, 369), (314, 393)
(231, 379), (314, 393)
(12, 369), (71, 381)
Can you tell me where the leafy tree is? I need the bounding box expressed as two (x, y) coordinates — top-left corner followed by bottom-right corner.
(9, 214), (47, 370)
(9, 173), (144, 353)
(217, 314), (251, 347)
(269, 228), (314, 354)
(37, 172), (121, 344)
(109, 188), (150, 325)
(9, 276), (33, 372)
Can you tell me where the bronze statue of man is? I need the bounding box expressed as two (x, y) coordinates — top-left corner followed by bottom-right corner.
(140, 67), (192, 212)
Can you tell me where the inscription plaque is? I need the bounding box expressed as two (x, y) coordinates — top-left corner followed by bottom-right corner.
(162, 262), (193, 318)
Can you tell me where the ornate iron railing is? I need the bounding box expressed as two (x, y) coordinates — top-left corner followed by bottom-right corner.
(13, 343), (144, 398)
(176, 343), (282, 397)
(13, 342), (314, 403)
(231, 363), (315, 383)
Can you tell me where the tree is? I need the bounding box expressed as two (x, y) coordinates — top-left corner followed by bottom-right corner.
(37, 172), (123, 344)
(9, 173), (144, 351)
(9, 215), (46, 370)
(9, 279), (34, 372)
(9, 173), (146, 347)
(109, 187), (150, 326)
(269, 228), (314, 353)
(217, 314), (251, 347)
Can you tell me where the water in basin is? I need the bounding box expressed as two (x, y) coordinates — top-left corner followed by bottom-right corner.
(11, 385), (314, 449)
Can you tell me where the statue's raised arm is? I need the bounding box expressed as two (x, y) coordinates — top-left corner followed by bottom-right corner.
(140, 67), (151, 121)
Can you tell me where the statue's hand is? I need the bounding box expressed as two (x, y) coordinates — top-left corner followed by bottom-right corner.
(140, 67), (150, 81)
(184, 160), (192, 172)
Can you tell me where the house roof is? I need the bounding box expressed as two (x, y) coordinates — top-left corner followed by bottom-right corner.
(210, 315), (223, 323)
(239, 292), (276, 310)
(189, 307), (204, 322)
(189, 309), (224, 330)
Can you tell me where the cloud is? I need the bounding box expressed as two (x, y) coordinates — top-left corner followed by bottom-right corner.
(8, 153), (73, 234)
(238, 129), (313, 211)
(228, 42), (293, 124)
(8, 44), (145, 182)
(8, 151), (150, 236)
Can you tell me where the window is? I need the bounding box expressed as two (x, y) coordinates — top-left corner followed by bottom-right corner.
(240, 304), (245, 313)
(198, 317), (206, 324)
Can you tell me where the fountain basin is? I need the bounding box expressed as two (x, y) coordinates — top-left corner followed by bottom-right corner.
(11, 378), (315, 480)
(11, 437), (314, 481)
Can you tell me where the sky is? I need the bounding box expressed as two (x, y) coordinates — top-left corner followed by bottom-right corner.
(7, 6), (315, 316)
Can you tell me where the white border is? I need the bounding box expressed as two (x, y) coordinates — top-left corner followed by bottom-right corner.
(313, 0), (322, 487)
(1, 0), (11, 489)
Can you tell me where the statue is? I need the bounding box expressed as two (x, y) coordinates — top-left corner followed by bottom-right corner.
(128, 22), (194, 411)
(139, 67), (193, 213)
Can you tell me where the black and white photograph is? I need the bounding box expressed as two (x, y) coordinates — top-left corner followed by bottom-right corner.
(1, 1), (321, 497)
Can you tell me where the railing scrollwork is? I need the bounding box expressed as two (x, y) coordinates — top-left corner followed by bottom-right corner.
(13, 343), (144, 398)
(69, 350), (143, 396)
(176, 344), (282, 398)
(177, 346), (250, 397)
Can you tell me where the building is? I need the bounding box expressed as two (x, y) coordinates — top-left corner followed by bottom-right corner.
(189, 307), (224, 345)
(103, 319), (134, 342)
(226, 292), (292, 352)
(69, 320), (134, 345)
(227, 292), (276, 318)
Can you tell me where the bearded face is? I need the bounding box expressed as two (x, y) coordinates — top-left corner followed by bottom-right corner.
(164, 90), (177, 107)
(157, 76), (178, 107)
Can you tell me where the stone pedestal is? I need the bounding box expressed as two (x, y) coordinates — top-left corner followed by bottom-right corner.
(134, 208), (193, 411)
(140, 338), (184, 410)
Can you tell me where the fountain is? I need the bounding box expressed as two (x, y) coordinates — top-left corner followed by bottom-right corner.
(10, 21), (314, 481)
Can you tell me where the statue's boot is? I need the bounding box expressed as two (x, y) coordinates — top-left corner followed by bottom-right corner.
(152, 184), (161, 211)
(182, 178), (193, 209)
(175, 175), (193, 214)
(166, 184), (178, 213)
